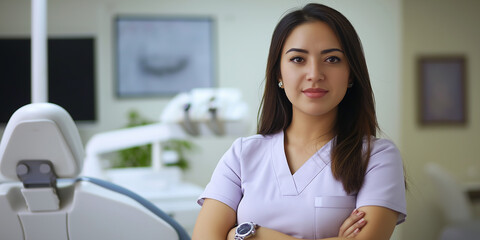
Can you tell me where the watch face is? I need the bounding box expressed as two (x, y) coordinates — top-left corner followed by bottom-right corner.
(237, 223), (253, 235)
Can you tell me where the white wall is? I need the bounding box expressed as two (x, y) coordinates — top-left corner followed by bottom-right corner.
(402, 1), (480, 239)
(0, 0), (403, 235)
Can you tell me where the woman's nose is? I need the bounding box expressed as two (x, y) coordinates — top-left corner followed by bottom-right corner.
(306, 61), (324, 81)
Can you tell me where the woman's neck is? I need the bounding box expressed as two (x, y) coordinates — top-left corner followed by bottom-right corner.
(285, 108), (336, 148)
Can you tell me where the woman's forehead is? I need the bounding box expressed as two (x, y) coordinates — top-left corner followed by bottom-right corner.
(282, 21), (342, 53)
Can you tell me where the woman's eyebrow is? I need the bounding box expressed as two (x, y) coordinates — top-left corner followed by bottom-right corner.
(285, 48), (308, 54)
(285, 48), (344, 54)
(321, 48), (344, 54)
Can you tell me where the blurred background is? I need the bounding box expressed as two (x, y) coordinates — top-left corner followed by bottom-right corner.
(0, 0), (479, 239)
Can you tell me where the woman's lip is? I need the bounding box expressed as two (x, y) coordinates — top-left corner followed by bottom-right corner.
(303, 88), (328, 93)
(302, 88), (328, 98)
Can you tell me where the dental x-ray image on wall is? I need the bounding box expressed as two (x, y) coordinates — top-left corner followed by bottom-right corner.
(116, 17), (213, 97)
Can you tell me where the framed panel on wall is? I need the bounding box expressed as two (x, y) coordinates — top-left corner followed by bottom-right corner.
(115, 16), (214, 97)
(418, 56), (466, 125)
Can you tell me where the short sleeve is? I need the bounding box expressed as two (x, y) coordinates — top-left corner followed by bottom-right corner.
(197, 137), (243, 211)
(356, 139), (407, 224)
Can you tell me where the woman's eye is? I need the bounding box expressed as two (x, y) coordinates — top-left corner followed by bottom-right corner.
(290, 57), (304, 63)
(325, 56), (341, 63)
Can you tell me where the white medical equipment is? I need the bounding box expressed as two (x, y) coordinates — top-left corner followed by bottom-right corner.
(160, 88), (250, 136)
(81, 121), (203, 234)
(79, 88), (251, 234)
(425, 162), (480, 240)
(0, 103), (190, 240)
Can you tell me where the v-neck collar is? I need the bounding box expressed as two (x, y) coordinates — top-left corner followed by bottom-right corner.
(271, 130), (333, 196)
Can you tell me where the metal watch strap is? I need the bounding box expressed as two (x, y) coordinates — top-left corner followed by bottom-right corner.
(234, 222), (258, 240)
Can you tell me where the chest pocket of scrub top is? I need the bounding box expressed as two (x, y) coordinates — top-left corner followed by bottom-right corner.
(314, 196), (356, 239)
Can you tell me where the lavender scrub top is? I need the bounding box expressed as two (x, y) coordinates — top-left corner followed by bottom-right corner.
(197, 131), (406, 239)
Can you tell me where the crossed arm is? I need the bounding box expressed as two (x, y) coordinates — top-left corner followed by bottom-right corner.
(192, 198), (399, 240)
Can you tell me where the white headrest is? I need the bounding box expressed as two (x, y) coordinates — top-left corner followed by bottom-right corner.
(0, 103), (85, 180)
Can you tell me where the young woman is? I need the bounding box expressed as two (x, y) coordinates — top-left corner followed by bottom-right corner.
(193, 3), (406, 240)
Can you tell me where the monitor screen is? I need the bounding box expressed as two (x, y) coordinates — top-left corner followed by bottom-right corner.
(0, 37), (96, 123)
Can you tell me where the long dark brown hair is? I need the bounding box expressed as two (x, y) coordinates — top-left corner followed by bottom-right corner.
(257, 3), (378, 194)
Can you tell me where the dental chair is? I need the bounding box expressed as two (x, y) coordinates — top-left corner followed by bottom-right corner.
(0, 103), (190, 240)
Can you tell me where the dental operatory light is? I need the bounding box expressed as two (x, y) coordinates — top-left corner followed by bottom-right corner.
(161, 88), (250, 136)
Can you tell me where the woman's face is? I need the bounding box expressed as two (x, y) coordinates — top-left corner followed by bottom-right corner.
(279, 21), (350, 119)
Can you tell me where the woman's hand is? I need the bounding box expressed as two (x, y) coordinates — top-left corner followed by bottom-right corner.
(227, 226), (236, 240)
(337, 209), (367, 238)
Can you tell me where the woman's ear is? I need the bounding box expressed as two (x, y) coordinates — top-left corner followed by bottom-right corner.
(348, 75), (354, 88)
(277, 76), (284, 88)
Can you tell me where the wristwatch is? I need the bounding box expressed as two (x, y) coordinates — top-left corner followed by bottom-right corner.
(234, 222), (259, 240)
